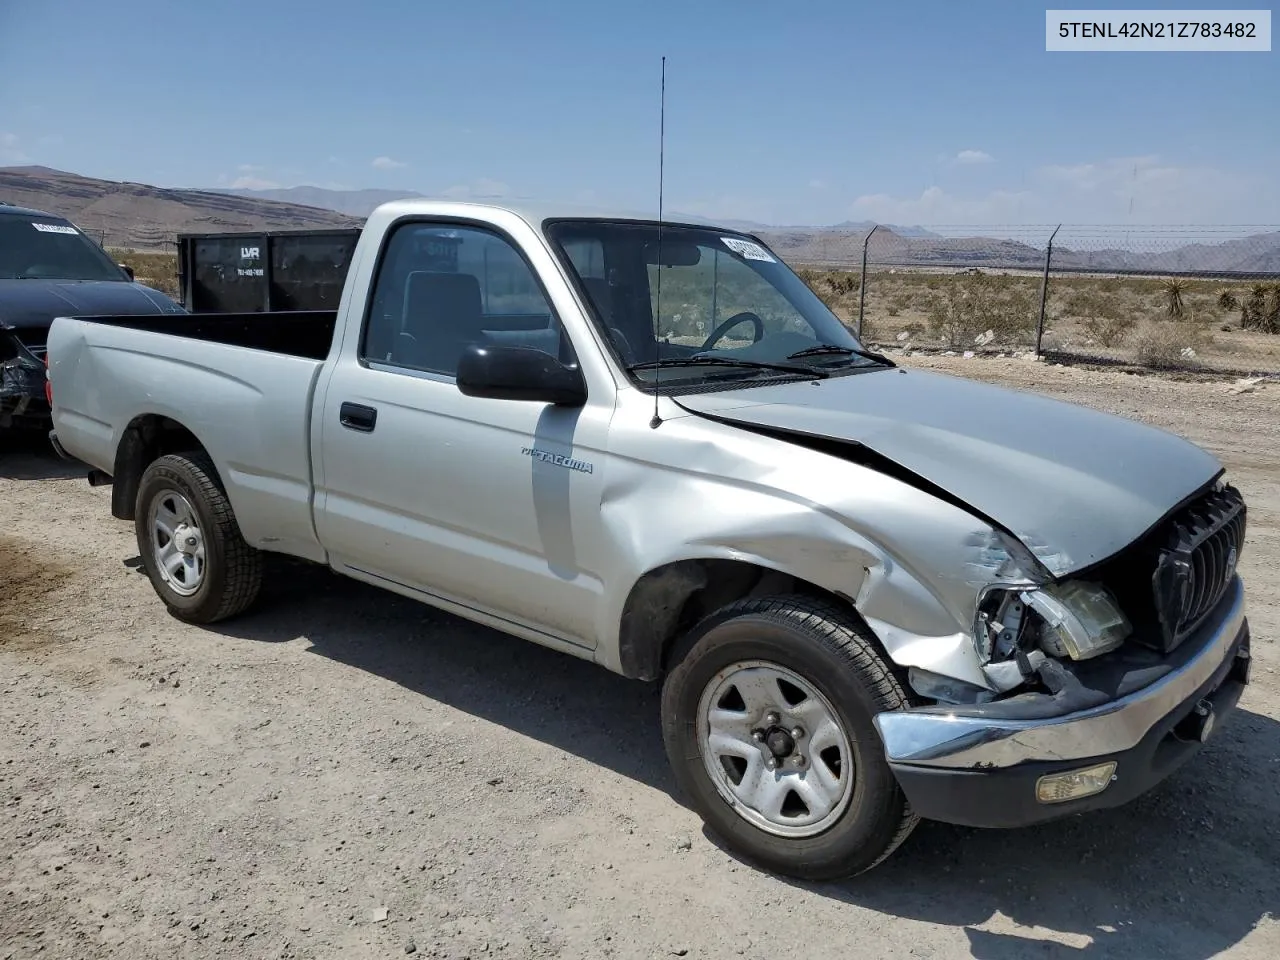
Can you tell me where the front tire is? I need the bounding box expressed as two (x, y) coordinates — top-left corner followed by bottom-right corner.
(134, 452), (263, 624)
(661, 595), (917, 881)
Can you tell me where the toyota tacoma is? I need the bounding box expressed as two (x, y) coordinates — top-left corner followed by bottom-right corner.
(46, 200), (1252, 879)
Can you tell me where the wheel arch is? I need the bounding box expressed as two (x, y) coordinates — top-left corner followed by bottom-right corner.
(615, 556), (902, 685)
(111, 414), (215, 520)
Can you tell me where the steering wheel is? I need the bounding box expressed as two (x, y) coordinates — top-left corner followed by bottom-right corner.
(700, 311), (764, 352)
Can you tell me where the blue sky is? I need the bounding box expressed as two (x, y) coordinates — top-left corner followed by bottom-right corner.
(1, 0), (1277, 225)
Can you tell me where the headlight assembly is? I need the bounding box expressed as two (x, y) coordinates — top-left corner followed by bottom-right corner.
(1021, 580), (1132, 661)
(974, 578), (1132, 692)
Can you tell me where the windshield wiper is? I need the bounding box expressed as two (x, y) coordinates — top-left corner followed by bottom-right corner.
(786, 343), (897, 367)
(627, 355), (828, 379)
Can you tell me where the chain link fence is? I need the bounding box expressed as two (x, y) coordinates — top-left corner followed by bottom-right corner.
(766, 224), (1280, 376)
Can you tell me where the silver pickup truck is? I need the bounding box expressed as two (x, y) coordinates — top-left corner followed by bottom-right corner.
(47, 200), (1252, 880)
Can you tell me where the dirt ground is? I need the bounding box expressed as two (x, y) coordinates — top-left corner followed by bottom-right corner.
(2, 355), (1278, 960)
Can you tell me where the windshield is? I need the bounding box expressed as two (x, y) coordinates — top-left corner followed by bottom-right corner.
(0, 216), (127, 282)
(544, 220), (879, 388)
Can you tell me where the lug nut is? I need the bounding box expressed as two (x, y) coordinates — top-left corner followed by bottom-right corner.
(765, 757), (776, 770)
(790, 726), (804, 739)
(751, 729), (764, 742)
(765, 712), (780, 726)
(793, 755), (807, 768)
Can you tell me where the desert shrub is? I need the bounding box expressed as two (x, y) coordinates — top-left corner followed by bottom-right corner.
(1081, 313), (1133, 347)
(796, 269), (860, 311)
(924, 272), (1036, 348)
(1218, 289), (1239, 311)
(108, 248), (180, 298)
(1133, 320), (1207, 368)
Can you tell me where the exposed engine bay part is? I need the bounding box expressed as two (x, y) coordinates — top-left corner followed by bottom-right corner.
(972, 578), (1134, 697)
(0, 327), (48, 430)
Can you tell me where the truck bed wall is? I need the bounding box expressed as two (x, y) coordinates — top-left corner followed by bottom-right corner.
(77, 311), (337, 360)
(47, 315), (331, 563)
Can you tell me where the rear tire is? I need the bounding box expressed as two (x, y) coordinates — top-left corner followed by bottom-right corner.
(661, 594), (917, 881)
(134, 452), (263, 623)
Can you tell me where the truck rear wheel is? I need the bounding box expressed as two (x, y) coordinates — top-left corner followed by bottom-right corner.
(660, 595), (918, 880)
(134, 452), (263, 624)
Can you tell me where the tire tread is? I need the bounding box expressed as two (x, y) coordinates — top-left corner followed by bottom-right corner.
(138, 451), (263, 623)
(664, 592), (919, 879)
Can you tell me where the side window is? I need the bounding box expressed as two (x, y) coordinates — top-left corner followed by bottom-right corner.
(361, 223), (568, 376)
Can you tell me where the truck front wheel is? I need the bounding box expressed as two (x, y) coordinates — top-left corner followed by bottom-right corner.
(134, 452), (263, 624)
(660, 595), (918, 880)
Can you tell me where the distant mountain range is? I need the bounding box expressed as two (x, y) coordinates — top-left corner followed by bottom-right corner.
(755, 226), (1280, 275)
(219, 185), (429, 219)
(3, 166), (1277, 274)
(0, 166), (358, 247)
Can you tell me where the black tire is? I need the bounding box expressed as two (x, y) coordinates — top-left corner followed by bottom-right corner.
(661, 594), (918, 881)
(134, 451), (263, 624)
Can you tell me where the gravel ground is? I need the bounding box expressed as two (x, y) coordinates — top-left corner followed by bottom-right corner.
(2, 356), (1278, 960)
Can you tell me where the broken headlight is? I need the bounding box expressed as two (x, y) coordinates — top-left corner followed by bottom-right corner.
(1021, 581), (1131, 661)
(974, 579), (1131, 693)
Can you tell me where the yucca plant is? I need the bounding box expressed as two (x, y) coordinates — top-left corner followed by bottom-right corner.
(1263, 285), (1280, 335)
(1242, 283), (1269, 330)
(1162, 278), (1188, 319)
(1217, 289), (1239, 311)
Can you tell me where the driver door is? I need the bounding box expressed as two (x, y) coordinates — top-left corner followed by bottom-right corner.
(314, 219), (610, 648)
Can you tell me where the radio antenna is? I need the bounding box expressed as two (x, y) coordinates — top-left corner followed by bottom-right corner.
(649, 55), (667, 430)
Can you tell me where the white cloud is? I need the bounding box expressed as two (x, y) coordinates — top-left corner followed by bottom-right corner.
(849, 154), (1278, 224)
(954, 149), (994, 164)
(229, 175), (281, 190)
(1035, 154), (1274, 221)
(1, 131), (32, 164)
(851, 185), (1031, 223)
(675, 194), (780, 224)
(371, 156), (407, 170)
(441, 178), (510, 199)
(237, 163), (264, 173)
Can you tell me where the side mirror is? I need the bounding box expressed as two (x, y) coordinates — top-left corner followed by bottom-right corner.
(456, 343), (586, 406)
(119, 263), (135, 281)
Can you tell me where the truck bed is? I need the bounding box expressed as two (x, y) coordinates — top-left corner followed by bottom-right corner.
(76, 310), (338, 360)
(46, 311), (336, 564)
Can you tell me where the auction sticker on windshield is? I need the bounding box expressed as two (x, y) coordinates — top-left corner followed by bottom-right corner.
(720, 237), (776, 262)
(31, 222), (80, 235)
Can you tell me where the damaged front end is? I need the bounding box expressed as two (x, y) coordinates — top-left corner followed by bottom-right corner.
(0, 325), (50, 430)
(874, 480), (1252, 828)
(962, 479), (1246, 702)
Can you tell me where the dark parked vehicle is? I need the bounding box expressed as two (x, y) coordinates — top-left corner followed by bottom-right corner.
(176, 228), (364, 313)
(0, 202), (185, 430)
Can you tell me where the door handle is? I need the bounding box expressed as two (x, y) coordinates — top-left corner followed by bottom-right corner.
(339, 401), (377, 432)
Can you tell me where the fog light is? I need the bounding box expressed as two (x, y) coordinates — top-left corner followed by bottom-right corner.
(1035, 761), (1117, 804)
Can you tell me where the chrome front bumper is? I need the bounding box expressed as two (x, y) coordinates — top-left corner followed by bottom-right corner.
(874, 577), (1248, 770)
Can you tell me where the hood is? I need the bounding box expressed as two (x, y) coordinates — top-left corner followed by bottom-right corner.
(675, 367), (1222, 578)
(0, 278), (184, 331)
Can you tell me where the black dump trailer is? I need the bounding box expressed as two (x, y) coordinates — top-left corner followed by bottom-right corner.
(176, 228), (364, 313)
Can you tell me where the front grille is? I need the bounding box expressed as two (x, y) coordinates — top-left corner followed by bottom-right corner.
(1150, 484), (1246, 652)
